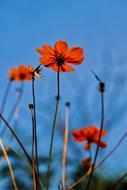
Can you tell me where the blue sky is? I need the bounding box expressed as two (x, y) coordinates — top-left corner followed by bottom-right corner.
(1, 0), (127, 187)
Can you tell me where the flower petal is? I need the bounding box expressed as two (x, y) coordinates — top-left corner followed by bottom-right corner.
(8, 68), (17, 80)
(94, 128), (107, 138)
(72, 129), (85, 142)
(94, 140), (107, 148)
(66, 47), (84, 64)
(101, 129), (107, 136)
(87, 126), (98, 136)
(85, 142), (91, 151)
(80, 128), (88, 137)
(54, 40), (68, 55)
(39, 56), (55, 67)
(36, 44), (54, 56)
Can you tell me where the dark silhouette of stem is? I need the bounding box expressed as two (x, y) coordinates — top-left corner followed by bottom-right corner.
(32, 77), (40, 189)
(0, 112), (44, 189)
(0, 113), (32, 165)
(29, 104), (37, 190)
(96, 131), (127, 169)
(67, 131), (127, 190)
(46, 66), (60, 190)
(85, 83), (105, 190)
(110, 172), (127, 190)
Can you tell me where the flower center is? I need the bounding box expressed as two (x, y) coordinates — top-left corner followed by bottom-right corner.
(56, 55), (65, 66)
(87, 137), (93, 143)
(19, 73), (26, 80)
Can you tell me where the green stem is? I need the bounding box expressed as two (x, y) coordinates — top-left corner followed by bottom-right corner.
(85, 91), (104, 190)
(46, 66), (60, 190)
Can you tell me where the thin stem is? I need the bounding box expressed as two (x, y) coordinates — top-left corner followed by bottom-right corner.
(67, 131), (127, 190)
(1, 83), (24, 137)
(110, 172), (127, 190)
(46, 66), (60, 190)
(96, 131), (127, 169)
(0, 113), (44, 189)
(0, 139), (18, 190)
(89, 148), (92, 160)
(62, 105), (69, 189)
(0, 80), (12, 125)
(67, 175), (87, 190)
(29, 105), (37, 190)
(85, 91), (104, 190)
(32, 76), (40, 189)
(0, 113), (32, 165)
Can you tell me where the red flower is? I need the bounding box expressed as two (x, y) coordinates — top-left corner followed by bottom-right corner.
(36, 40), (84, 72)
(8, 68), (18, 81)
(72, 126), (107, 151)
(8, 65), (42, 81)
(8, 65), (33, 81)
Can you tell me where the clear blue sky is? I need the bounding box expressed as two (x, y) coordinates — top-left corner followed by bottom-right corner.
(1, 0), (127, 186)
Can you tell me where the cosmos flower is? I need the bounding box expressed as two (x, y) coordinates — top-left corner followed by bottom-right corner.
(8, 64), (42, 81)
(8, 68), (18, 81)
(72, 126), (107, 151)
(36, 40), (84, 72)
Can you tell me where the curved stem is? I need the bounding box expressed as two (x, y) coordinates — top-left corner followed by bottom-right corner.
(0, 113), (44, 189)
(0, 139), (18, 190)
(0, 113), (32, 165)
(67, 131), (127, 190)
(46, 66), (60, 190)
(95, 131), (127, 169)
(67, 175), (87, 190)
(85, 91), (104, 190)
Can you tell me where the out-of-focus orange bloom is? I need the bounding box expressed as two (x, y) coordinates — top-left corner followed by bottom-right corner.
(36, 40), (84, 72)
(72, 126), (107, 151)
(16, 65), (33, 81)
(8, 68), (18, 81)
(8, 64), (42, 81)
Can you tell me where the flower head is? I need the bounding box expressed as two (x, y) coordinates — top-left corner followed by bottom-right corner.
(8, 64), (42, 81)
(8, 68), (18, 81)
(72, 126), (107, 151)
(36, 40), (84, 72)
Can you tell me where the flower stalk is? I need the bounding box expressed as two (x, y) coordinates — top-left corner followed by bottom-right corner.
(85, 81), (105, 190)
(46, 66), (60, 190)
(31, 75), (40, 189)
(29, 103), (37, 190)
(62, 103), (70, 189)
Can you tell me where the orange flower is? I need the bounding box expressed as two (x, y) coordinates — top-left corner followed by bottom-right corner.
(8, 64), (42, 81)
(8, 68), (18, 81)
(36, 40), (84, 72)
(72, 126), (107, 151)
